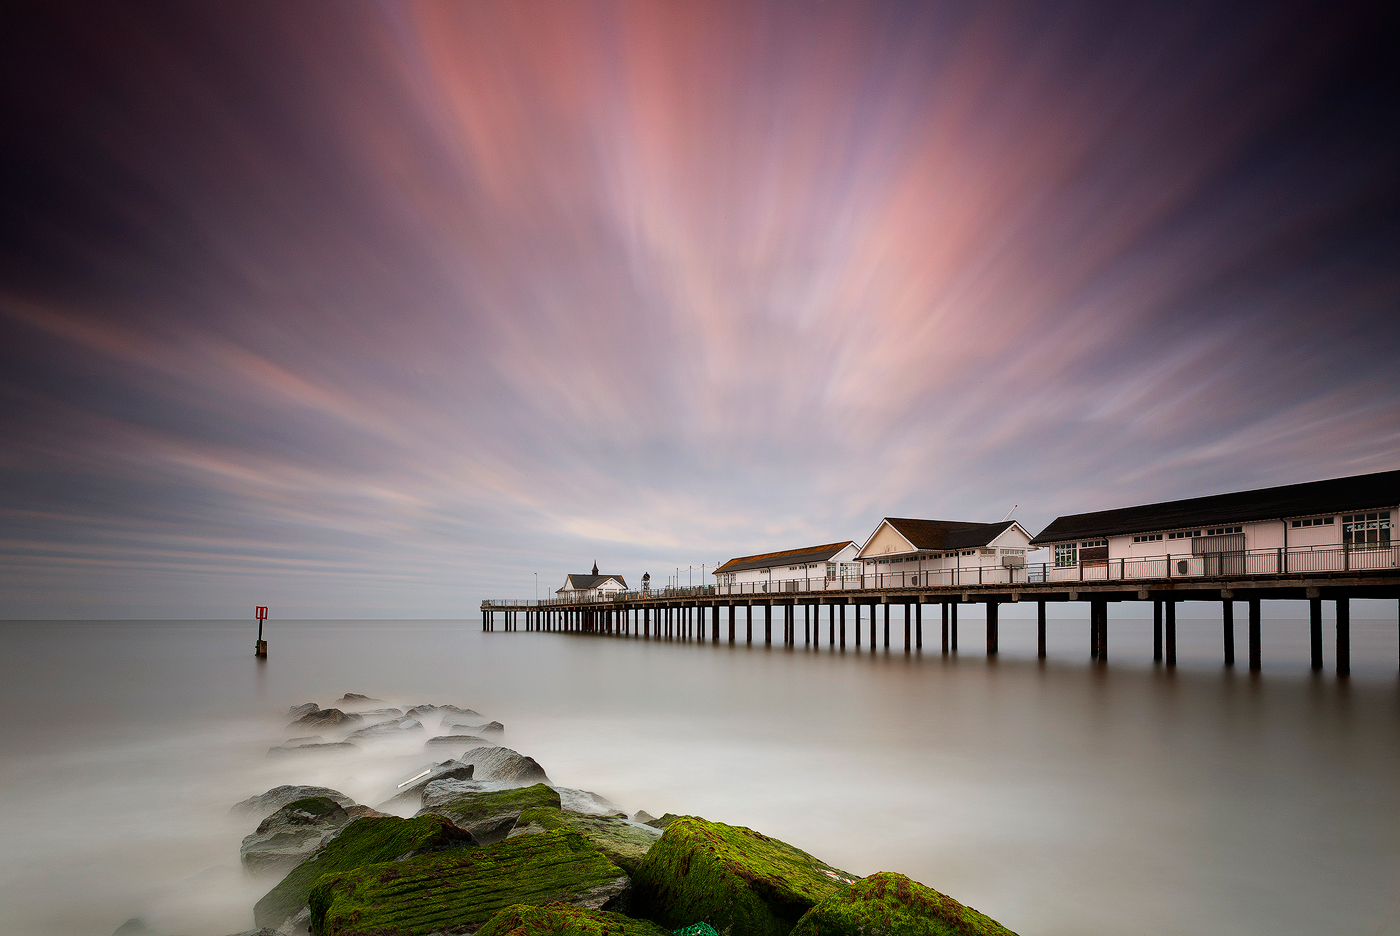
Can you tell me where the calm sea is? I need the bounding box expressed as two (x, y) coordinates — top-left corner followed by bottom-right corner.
(0, 614), (1397, 936)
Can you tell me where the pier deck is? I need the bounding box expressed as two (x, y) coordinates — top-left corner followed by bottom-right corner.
(482, 559), (1400, 677)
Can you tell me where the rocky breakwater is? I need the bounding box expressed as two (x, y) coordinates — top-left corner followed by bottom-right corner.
(213, 694), (1021, 936)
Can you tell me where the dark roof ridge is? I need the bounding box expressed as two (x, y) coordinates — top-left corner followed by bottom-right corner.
(1030, 469), (1400, 544)
(715, 541), (856, 575)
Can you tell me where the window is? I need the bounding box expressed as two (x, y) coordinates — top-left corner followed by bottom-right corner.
(1081, 539), (1106, 548)
(1055, 543), (1077, 567)
(1342, 512), (1391, 547)
(1133, 534), (1163, 543)
(1206, 526), (1242, 536)
(1291, 517), (1334, 528)
(1168, 530), (1202, 539)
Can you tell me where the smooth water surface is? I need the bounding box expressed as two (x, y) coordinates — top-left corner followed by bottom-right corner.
(0, 615), (1397, 936)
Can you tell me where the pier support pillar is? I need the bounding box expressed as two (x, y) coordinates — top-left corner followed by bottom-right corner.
(1248, 599), (1261, 672)
(1153, 601), (1162, 662)
(987, 601), (999, 656)
(805, 604), (810, 646)
(839, 603), (846, 648)
(1166, 600), (1177, 667)
(765, 603), (772, 646)
(855, 605), (861, 647)
(1037, 600), (1047, 659)
(916, 602), (923, 649)
(1089, 601), (1098, 660)
(884, 602), (890, 649)
(870, 604), (877, 650)
(729, 604), (735, 643)
(829, 603), (835, 648)
(941, 603), (949, 653)
(1223, 601), (1235, 667)
(1309, 598), (1323, 670)
(1337, 598), (1350, 677)
(952, 602), (959, 652)
(904, 603), (911, 652)
(746, 604), (752, 644)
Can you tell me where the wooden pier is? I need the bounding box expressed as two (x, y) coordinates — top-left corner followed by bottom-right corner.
(482, 568), (1400, 676)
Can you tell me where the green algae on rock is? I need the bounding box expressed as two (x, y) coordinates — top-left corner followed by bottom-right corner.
(790, 872), (1018, 936)
(476, 903), (674, 936)
(252, 814), (473, 931)
(419, 782), (563, 844)
(309, 828), (630, 936)
(629, 817), (856, 936)
(513, 807), (662, 874)
(643, 813), (684, 831)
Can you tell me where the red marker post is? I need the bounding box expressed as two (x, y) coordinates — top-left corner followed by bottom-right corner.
(255, 606), (269, 657)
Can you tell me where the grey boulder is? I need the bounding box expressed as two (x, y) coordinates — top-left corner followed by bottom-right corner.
(112, 921), (156, 936)
(267, 741), (356, 755)
(241, 797), (351, 877)
(376, 760), (476, 809)
(287, 707), (361, 730)
(446, 720), (504, 736)
(230, 785), (356, 820)
(286, 702), (319, 719)
(459, 746), (550, 784)
(345, 716), (424, 742)
(424, 734), (487, 749)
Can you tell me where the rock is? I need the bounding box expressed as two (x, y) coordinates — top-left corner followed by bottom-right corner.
(643, 813), (683, 830)
(307, 828), (629, 936)
(219, 929), (280, 936)
(252, 814), (474, 932)
(282, 736), (323, 745)
(416, 781), (561, 845)
(555, 787), (626, 817)
(630, 817), (856, 936)
(405, 704), (443, 718)
(355, 707), (404, 718)
(240, 796), (351, 877)
(376, 760), (476, 809)
(336, 693), (381, 704)
(791, 871), (1019, 936)
(444, 705), (482, 717)
(477, 904), (672, 936)
(230, 785), (356, 820)
(632, 810), (657, 824)
(112, 920), (156, 936)
(448, 719), (505, 736)
(287, 707), (362, 730)
(286, 702), (319, 719)
(267, 741), (356, 755)
(344, 716), (423, 742)
(345, 804), (391, 820)
(460, 746), (551, 784)
(511, 806), (663, 873)
(425, 733), (488, 749)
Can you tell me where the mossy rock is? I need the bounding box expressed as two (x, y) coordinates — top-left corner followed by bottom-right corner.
(241, 797), (352, 877)
(790, 872), (1018, 936)
(308, 828), (629, 936)
(252, 814), (473, 930)
(630, 818), (856, 936)
(644, 813), (684, 831)
(419, 782), (562, 844)
(477, 903), (673, 936)
(515, 807), (663, 874)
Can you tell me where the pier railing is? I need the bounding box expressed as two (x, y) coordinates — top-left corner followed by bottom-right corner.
(483, 543), (1398, 607)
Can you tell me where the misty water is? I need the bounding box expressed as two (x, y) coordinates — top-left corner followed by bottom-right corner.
(1, 613), (1398, 936)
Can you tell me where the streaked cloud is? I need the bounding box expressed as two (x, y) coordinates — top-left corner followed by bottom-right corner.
(0, 0), (1395, 616)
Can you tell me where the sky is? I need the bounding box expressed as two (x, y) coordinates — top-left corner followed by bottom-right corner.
(1, 0), (1398, 618)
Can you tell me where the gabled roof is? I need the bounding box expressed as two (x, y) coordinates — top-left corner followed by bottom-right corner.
(558, 573), (627, 591)
(1030, 469), (1400, 544)
(866, 518), (1020, 554)
(714, 541), (856, 575)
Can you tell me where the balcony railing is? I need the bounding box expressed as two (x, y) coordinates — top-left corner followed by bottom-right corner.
(482, 543), (1397, 607)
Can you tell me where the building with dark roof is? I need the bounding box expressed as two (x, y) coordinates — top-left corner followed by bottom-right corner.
(855, 517), (1034, 585)
(713, 541), (859, 589)
(556, 563), (628, 600)
(1030, 469), (1397, 578)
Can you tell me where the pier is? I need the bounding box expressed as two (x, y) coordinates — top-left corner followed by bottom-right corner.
(482, 550), (1400, 677)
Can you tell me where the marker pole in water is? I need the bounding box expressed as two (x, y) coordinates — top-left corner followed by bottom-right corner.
(255, 606), (268, 657)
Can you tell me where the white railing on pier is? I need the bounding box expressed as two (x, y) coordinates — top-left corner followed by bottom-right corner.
(482, 543), (1398, 607)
